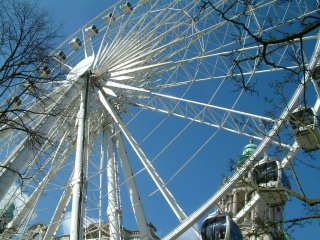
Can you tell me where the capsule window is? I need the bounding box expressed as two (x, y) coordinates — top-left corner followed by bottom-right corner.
(85, 25), (99, 37)
(42, 66), (51, 75)
(56, 51), (66, 61)
(313, 64), (320, 81)
(201, 214), (242, 240)
(8, 96), (22, 107)
(38, 65), (51, 76)
(290, 108), (315, 129)
(121, 2), (133, 15)
(103, 13), (116, 24)
(13, 96), (22, 106)
(24, 79), (36, 94)
(69, 37), (82, 51)
(253, 161), (278, 185)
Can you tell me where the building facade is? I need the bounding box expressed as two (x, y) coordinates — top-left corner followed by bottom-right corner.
(21, 222), (159, 240)
(215, 140), (290, 240)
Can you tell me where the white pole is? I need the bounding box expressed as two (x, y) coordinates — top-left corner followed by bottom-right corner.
(99, 91), (188, 221)
(43, 175), (73, 240)
(106, 126), (121, 240)
(98, 128), (106, 240)
(70, 77), (89, 240)
(115, 131), (153, 239)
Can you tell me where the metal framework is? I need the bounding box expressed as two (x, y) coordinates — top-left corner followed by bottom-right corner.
(0, 0), (319, 240)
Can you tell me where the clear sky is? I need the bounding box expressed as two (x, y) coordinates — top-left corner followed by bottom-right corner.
(22, 0), (320, 239)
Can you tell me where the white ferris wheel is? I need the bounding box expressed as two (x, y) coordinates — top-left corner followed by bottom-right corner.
(0, 0), (320, 239)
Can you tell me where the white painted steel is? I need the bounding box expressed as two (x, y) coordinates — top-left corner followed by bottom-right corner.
(70, 80), (88, 240)
(2, 132), (71, 237)
(98, 129), (106, 240)
(99, 89), (200, 239)
(0, 84), (78, 201)
(98, 90), (189, 222)
(163, 32), (320, 240)
(115, 130), (152, 239)
(232, 33), (320, 224)
(106, 126), (121, 240)
(43, 176), (73, 240)
(0, 1), (318, 239)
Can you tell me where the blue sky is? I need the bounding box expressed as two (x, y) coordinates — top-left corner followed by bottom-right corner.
(22, 0), (320, 239)
(40, 0), (119, 35)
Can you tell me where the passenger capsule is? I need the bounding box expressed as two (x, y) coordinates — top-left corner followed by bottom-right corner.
(7, 96), (22, 108)
(289, 107), (320, 152)
(121, 2), (133, 15)
(85, 25), (99, 37)
(201, 212), (243, 240)
(23, 79), (36, 94)
(103, 13), (116, 24)
(312, 61), (320, 81)
(69, 37), (82, 51)
(55, 51), (67, 61)
(38, 65), (51, 77)
(141, 0), (150, 4)
(0, 203), (15, 233)
(252, 158), (290, 206)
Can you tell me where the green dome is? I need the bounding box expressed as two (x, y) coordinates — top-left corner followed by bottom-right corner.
(0, 203), (15, 221)
(238, 139), (258, 167)
(283, 231), (293, 240)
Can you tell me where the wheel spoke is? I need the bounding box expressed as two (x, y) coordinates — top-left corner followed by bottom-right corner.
(115, 129), (152, 239)
(1, 1), (319, 239)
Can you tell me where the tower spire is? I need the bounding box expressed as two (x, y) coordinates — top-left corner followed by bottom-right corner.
(237, 138), (258, 168)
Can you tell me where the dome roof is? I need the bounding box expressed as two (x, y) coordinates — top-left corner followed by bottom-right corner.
(0, 202), (15, 221)
(238, 139), (258, 167)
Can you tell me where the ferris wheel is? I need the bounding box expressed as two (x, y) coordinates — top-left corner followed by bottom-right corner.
(0, 0), (319, 239)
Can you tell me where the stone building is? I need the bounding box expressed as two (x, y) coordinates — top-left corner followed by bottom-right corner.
(21, 222), (159, 240)
(0, 202), (15, 234)
(215, 140), (291, 240)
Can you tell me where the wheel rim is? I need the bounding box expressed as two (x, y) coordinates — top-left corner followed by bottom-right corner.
(0, 0), (319, 239)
